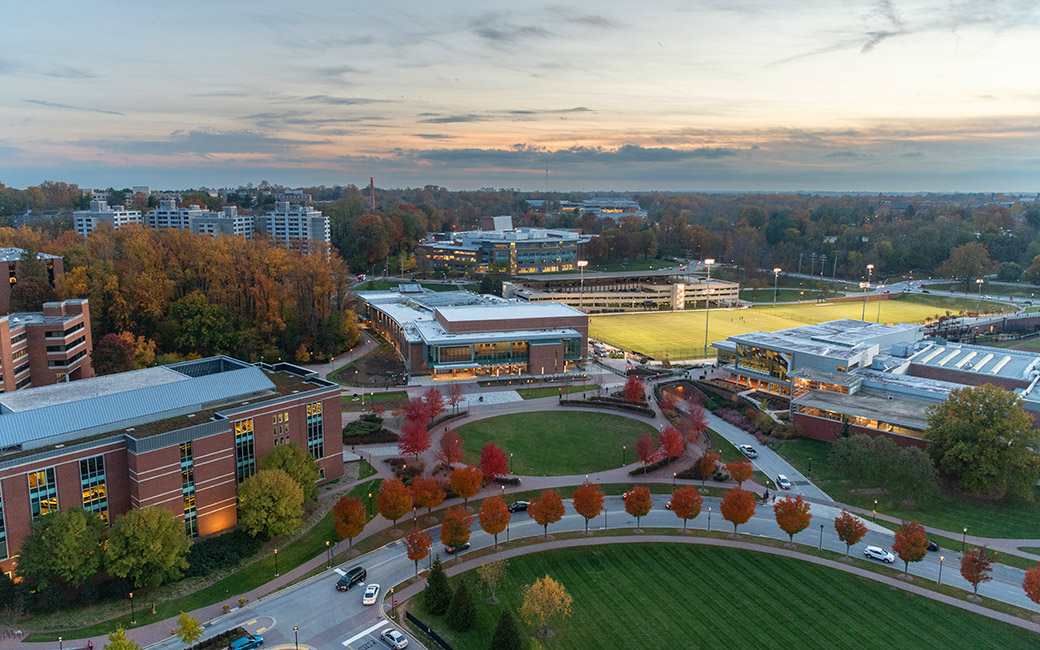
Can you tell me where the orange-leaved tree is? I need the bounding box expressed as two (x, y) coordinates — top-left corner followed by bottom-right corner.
(624, 486), (653, 529)
(1024, 563), (1040, 605)
(697, 451), (720, 486)
(681, 402), (708, 444)
(528, 489), (565, 538)
(479, 495), (511, 547)
(479, 442), (509, 480)
(440, 505), (473, 551)
(719, 486), (757, 533)
(398, 418), (431, 459)
(892, 520), (929, 575)
(450, 464), (483, 505)
(423, 387), (445, 423)
(634, 434), (656, 466)
(834, 509), (867, 557)
(377, 478), (413, 528)
(623, 374), (645, 403)
(411, 476), (446, 515)
(960, 546), (995, 596)
(572, 483), (604, 534)
(669, 486), (703, 530)
(773, 495), (812, 543)
(332, 496), (366, 551)
(404, 527), (433, 576)
(724, 460), (753, 487)
(437, 429), (465, 466)
(658, 426), (685, 459)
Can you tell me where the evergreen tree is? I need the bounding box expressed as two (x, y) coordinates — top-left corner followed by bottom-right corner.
(424, 556), (451, 615)
(490, 610), (522, 650)
(447, 580), (476, 631)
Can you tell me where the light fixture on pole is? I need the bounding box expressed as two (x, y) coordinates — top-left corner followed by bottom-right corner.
(962, 527), (968, 551)
(876, 285), (885, 323)
(326, 540), (331, 569)
(577, 260), (588, 312)
(274, 548), (279, 577)
(773, 268), (781, 307)
(703, 258), (715, 358)
(293, 626), (298, 650)
(939, 556), (944, 584)
(861, 264), (874, 320)
(976, 278), (984, 312)
(129, 591), (135, 624)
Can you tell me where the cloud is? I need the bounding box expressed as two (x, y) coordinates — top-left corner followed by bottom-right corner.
(504, 107), (592, 115)
(410, 144), (740, 167)
(419, 114), (491, 124)
(470, 13), (553, 46)
(81, 129), (324, 155)
(824, 150), (860, 158)
(415, 134), (456, 140)
(23, 99), (123, 116)
(299, 95), (388, 106)
(45, 65), (95, 79)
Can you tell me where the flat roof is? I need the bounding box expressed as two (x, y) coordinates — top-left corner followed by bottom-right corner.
(789, 368), (862, 388)
(437, 302), (582, 322)
(728, 319), (920, 360)
(0, 248), (62, 262)
(793, 388), (932, 430)
(909, 342), (1040, 382)
(0, 366), (189, 413)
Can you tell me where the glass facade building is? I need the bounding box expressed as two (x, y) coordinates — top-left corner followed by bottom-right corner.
(79, 455), (109, 523)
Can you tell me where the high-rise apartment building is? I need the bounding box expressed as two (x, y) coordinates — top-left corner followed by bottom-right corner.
(73, 200), (142, 237)
(255, 202), (330, 253)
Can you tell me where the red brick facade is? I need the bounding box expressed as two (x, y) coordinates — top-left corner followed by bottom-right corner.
(793, 412), (926, 449)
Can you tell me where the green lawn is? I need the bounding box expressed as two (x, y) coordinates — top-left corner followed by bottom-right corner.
(772, 438), (1040, 539)
(457, 412), (656, 476)
(340, 391), (409, 411)
(741, 288), (846, 302)
(590, 295), (1012, 359)
(405, 544), (1036, 650)
(515, 384), (599, 400)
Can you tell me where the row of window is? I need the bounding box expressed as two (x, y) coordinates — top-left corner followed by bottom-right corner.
(44, 321), (84, 339)
(46, 335), (86, 353)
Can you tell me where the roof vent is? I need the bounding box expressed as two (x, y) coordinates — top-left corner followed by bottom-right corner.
(292, 390), (299, 394)
(187, 413), (196, 418)
(54, 443), (64, 448)
(126, 427), (135, 432)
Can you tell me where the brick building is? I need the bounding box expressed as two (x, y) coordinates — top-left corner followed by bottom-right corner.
(0, 357), (342, 574)
(0, 248), (64, 315)
(0, 299), (93, 392)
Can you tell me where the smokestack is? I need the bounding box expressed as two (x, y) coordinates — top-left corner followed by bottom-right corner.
(369, 177), (376, 212)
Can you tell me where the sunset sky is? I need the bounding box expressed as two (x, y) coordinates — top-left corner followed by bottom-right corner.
(2, 0), (1038, 191)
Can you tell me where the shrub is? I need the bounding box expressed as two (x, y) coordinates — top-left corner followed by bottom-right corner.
(185, 530), (263, 577)
(628, 456), (677, 475)
(385, 458), (424, 484)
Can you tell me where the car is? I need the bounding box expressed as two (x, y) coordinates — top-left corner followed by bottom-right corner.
(864, 546), (895, 563)
(507, 500), (529, 513)
(362, 583), (381, 605)
(622, 491), (630, 500)
(927, 540), (940, 552)
(775, 474), (792, 490)
(336, 565), (367, 591)
(444, 542), (470, 554)
(921, 289), (931, 293)
(227, 635), (263, 650)
(380, 628), (409, 649)
(738, 444), (758, 458)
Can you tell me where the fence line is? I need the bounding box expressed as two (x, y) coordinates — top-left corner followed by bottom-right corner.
(404, 611), (456, 650)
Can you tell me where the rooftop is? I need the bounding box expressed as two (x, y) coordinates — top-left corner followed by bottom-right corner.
(437, 302), (582, 323)
(908, 341), (1040, 382)
(0, 248), (62, 262)
(0, 366), (188, 413)
(793, 388), (933, 431)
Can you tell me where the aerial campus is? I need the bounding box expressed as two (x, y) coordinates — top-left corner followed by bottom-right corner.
(5, 3), (1040, 650)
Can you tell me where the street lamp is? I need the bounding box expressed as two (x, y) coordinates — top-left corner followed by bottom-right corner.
(129, 591), (135, 624)
(274, 548), (279, 577)
(59, 638), (63, 650)
(976, 278), (984, 312)
(326, 540), (331, 569)
(873, 499), (877, 522)
(673, 472), (677, 487)
(622, 445), (627, 466)
(819, 524), (824, 550)
(707, 506), (711, 532)
(509, 453), (514, 473)
(602, 505), (608, 529)
(861, 264), (874, 321)
(703, 259), (715, 358)
(293, 627), (298, 650)
(368, 492), (373, 518)
(577, 260), (588, 312)
(390, 588), (396, 618)
(876, 285), (885, 323)
(939, 556), (945, 584)
(962, 527), (968, 552)
(773, 268), (781, 307)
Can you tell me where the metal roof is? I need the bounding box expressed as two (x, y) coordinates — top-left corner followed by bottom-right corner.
(436, 302), (582, 322)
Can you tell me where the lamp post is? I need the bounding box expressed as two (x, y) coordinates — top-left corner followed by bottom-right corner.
(293, 627), (298, 650)
(773, 268), (781, 307)
(673, 472), (676, 487)
(703, 259), (715, 358)
(808, 457), (813, 480)
(876, 285), (885, 323)
(819, 523), (824, 550)
(326, 540), (331, 569)
(707, 506), (711, 532)
(367, 492), (373, 518)
(861, 264), (874, 320)
(577, 260), (588, 312)
(622, 445), (627, 466)
(59, 638), (62, 650)
(390, 588), (396, 618)
(274, 548), (279, 577)
(939, 556), (945, 584)
(509, 453), (514, 473)
(602, 505), (607, 530)
(962, 527), (968, 552)
(873, 499), (877, 522)
(976, 278), (984, 312)
(129, 591), (135, 624)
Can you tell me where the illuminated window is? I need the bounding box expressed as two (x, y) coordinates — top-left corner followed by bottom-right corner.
(234, 418), (256, 483)
(181, 442), (197, 537)
(307, 401), (324, 459)
(80, 455), (109, 524)
(28, 468), (57, 520)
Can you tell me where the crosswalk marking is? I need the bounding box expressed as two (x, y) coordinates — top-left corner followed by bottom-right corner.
(333, 567), (346, 576)
(342, 621), (384, 647)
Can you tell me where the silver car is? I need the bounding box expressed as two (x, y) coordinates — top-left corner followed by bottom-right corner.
(380, 628), (408, 649)
(738, 444), (758, 458)
(863, 545), (895, 563)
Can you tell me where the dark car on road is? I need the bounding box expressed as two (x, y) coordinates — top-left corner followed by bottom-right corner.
(227, 636), (263, 650)
(336, 566), (367, 591)
(507, 501), (529, 513)
(444, 542), (471, 554)
(927, 540), (940, 552)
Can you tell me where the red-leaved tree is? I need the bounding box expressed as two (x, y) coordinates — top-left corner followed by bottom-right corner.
(634, 434), (656, 466)
(773, 495), (812, 543)
(669, 486), (703, 530)
(332, 496), (366, 551)
(478, 495), (511, 547)
(572, 483), (604, 534)
(725, 460), (753, 487)
(404, 527), (433, 576)
(440, 506), (473, 550)
(398, 418), (431, 459)
(447, 383), (464, 415)
(892, 520), (929, 575)
(719, 486), (757, 533)
(528, 489), (565, 538)
(681, 402), (708, 444)
(624, 486), (653, 529)
(834, 510), (867, 557)
(697, 451), (720, 486)
(960, 546), (995, 596)
(1024, 563), (1040, 605)
(404, 397), (429, 425)
(423, 387), (445, 423)
(479, 442), (509, 480)
(437, 429), (465, 466)
(411, 476), (446, 515)
(623, 375), (645, 403)
(450, 465), (483, 505)
(377, 478), (413, 529)
(658, 426), (685, 459)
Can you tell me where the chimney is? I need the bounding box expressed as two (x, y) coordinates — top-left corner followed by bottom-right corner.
(369, 177), (376, 212)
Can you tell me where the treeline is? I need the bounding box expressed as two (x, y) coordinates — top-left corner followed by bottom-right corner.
(0, 225), (359, 365)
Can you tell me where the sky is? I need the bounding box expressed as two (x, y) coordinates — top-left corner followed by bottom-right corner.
(2, 0), (1039, 192)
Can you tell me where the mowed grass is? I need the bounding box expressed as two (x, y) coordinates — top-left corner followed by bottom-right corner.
(515, 384), (599, 400)
(590, 296), (1012, 359)
(457, 411), (655, 476)
(406, 544), (1036, 650)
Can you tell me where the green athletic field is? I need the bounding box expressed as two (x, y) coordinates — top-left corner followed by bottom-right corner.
(589, 296), (1013, 359)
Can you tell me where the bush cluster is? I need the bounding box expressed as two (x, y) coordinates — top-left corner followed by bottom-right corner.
(184, 530), (264, 578)
(385, 457), (425, 484)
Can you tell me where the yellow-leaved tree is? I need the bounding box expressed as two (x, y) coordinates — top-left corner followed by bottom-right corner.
(520, 575), (573, 638)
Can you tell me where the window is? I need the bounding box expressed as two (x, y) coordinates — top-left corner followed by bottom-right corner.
(0, 489), (7, 560)
(234, 418), (255, 483)
(80, 455), (109, 524)
(28, 468), (57, 520)
(306, 401), (324, 459)
(181, 442), (198, 537)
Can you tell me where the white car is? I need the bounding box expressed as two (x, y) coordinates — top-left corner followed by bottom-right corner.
(863, 545), (895, 563)
(362, 583), (380, 606)
(738, 445), (758, 458)
(775, 474), (792, 490)
(380, 628), (408, 649)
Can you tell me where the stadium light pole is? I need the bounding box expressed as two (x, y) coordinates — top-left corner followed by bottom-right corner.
(773, 268), (781, 307)
(861, 264), (874, 321)
(876, 285), (885, 323)
(703, 258), (715, 359)
(577, 260), (588, 312)
(976, 278), (984, 312)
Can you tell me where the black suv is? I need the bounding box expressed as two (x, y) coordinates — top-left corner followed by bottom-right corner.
(507, 501), (529, 513)
(336, 566), (367, 591)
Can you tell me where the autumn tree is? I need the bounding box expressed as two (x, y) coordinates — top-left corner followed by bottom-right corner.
(404, 397), (430, 425)
(634, 433), (656, 465)
(697, 451), (720, 485)
(773, 495), (812, 543)
(424, 556), (451, 615)
(92, 332), (136, 375)
(529, 489), (565, 538)
(411, 476), (446, 515)
(398, 418), (431, 459)
(892, 520), (929, 575)
(624, 486), (653, 529)
(572, 483), (605, 533)
(10, 275), (55, 312)
(477, 559), (508, 603)
(669, 486), (703, 530)
(377, 478), (413, 528)
(237, 469), (304, 538)
(437, 429), (465, 466)
(423, 387), (445, 423)
(520, 575), (573, 638)
(16, 508), (105, 592)
(447, 383), (464, 415)
(332, 496), (367, 551)
(404, 527), (433, 576)
(450, 465), (483, 505)
(259, 443), (320, 502)
(440, 506), (474, 550)
(719, 486), (757, 534)
(623, 374), (645, 403)
(479, 442), (509, 481)
(960, 547), (995, 596)
(106, 506), (192, 589)
(833, 510), (867, 557)
(725, 459), (753, 487)
(1024, 564), (1040, 605)
(658, 426), (685, 459)
(681, 402), (708, 444)
(479, 496), (511, 546)
(175, 612), (204, 650)
(105, 628), (141, 650)
(937, 241), (996, 291)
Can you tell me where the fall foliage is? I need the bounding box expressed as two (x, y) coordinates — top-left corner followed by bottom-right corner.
(449, 465), (483, 504)
(520, 575), (573, 638)
(572, 483), (605, 533)
(634, 433), (656, 465)
(479, 442), (509, 480)
(669, 486), (703, 529)
(478, 496), (511, 546)
(773, 495), (812, 542)
(833, 510), (867, 557)
(892, 520), (929, 574)
(697, 451), (720, 484)
(719, 486), (757, 533)
(410, 476), (446, 514)
(624, 486), (653, 528)
(440, 506), (474, 549)
(437, 429), (465, 466)
(376, 478), (413, 526)
(623, 374), (645, 403)
(1023, 564), (1040, 605)
(332, 496), (367, 550)
(960, 547), (995, 595)
(447, 383), (464, 414)
(529, 489), (565, 537)
(423, 387), (445, 423)
(398, 418), (431, 459)
(681, 402), (709, 443)
(478, 559), (508, 602)
(404, 397), (430, 425)
(725, 460), (753, 487)
(658, 426), (685, 459)
(404, 527), (433, 576)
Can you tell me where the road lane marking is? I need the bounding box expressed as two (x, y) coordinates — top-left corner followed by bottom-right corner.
(255, 627), (267, 634)
(247, 620), (257, 625)
(342, 621), (384, 646)
(334, 567), (346, 576)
